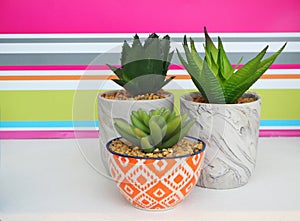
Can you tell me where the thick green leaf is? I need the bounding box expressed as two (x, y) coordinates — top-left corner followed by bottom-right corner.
(218, 37), (233, 80)
(190, 38), (204, 70)
(161, 76), (175, 88)
(122, 59), (164, 81)
(112, 79), (127, 87)
(145, 38), (161, 60)
(224, 46), (268, 103)
(160, 35), (171, 62)
(121, 40), (132, 65)
(176, 45), (209, 102)
(162, 51), (174, 75)
(204, 27), (218, 65)
(259, 43), (287, 70)
(200, 60), (225, 103)
(106, 64), (123, 79)
(226, 43), (287, 103)
(182, 36), (202, 77)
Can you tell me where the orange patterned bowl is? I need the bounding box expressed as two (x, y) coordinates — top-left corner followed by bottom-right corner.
(106, 136), (206, 210)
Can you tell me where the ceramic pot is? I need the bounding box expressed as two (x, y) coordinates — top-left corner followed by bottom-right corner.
(98, 90), (174, 174)
(106, 136), (206, 210)
(180, 92), (261, 189)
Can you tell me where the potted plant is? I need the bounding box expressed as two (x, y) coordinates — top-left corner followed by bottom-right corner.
(105, 107), (206, 210)
(177, 27), (286, 189)
(98, 33), (175, 172)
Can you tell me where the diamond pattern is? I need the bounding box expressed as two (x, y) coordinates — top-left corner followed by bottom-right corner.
(107, 145), (205, 210)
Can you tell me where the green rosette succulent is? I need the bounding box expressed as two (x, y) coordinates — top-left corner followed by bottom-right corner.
(113, 108), (195, 153)
(107, 34), (175, 97)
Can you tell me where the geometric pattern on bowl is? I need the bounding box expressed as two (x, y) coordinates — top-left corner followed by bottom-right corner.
(106, 136), (206, 210)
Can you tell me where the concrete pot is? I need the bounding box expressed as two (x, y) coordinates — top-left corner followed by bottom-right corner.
(180, 92), (261, 189)
(98, 90), (174, 174)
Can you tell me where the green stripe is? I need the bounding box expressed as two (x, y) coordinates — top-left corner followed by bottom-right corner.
(0, 89), (299, 121)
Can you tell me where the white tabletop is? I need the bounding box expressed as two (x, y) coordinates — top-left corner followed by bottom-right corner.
(1, 137), (300, 221)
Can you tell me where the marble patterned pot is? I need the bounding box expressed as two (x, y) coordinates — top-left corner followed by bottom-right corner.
(106, 136), (206, 210)
(180, 92), (261, 189)
(98, 90), (174, 174)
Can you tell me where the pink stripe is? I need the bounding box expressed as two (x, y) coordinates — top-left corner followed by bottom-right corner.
(0, 64), (299, 71)
(1, 130), (299, 140)
(0, 130), (99, 139)
(259, 130), (300, 137)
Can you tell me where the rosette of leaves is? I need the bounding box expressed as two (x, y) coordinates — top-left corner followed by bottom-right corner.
(107, 33), (175, 97)
(177, 27), (286, 104)
(113, 108), (195, 153)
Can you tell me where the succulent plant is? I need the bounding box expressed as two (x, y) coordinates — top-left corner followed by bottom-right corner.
(177, 27), (286, 104)
(113, 108), (195, 153)
(107, 33), (175, 97)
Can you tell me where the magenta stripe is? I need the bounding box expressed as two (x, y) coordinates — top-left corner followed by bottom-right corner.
(1, 130), (299, 140)
(0, 130), (99, 139)
(0, 64), (299, 71)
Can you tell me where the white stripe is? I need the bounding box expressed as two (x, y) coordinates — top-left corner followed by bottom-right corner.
(0, 79), (299, 90)
(1, 126), (299, 131)
(1, 69), (299, 76)
(0, 41), (296, 53)
(0, 70), (107, 76)
(260, 126), (300, 130)
(0, 33), (299, 39)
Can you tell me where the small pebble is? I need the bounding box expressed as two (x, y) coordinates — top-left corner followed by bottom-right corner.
(109, 138), (204, 158)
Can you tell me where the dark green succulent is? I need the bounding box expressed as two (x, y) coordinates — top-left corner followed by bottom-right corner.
(114, 108), (195, 153)
(107, 33), (175, 97)
(177, 27), (286, 104)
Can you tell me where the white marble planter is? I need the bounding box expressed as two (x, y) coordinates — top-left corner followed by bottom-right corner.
(98, 90), (174, 174)
(180, 92), (261, 189)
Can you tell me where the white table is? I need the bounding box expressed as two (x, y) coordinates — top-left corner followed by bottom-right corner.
(1, 137), (300, 221)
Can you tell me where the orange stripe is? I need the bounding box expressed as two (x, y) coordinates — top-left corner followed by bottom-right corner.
(0, 74), (300, 81)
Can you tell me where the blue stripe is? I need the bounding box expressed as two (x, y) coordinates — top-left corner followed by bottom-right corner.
(260, 120), (300, 127)
(0, 120), (299, 128)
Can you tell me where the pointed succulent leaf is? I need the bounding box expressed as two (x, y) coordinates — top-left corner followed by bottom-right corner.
(190, 38), (204, 71)
(204, 27), (218, 65)
(232, 57), (243, 72)
(106, 64), (124, 80)
(160, 76), (175, 89)
(111, 79), (127, 87)
(121, 40), (132, 65)
(200, 60), (225, 103)
(224, 46), (268, 102)
(218, 37), (233, 80)
(110, 33), (173, 95)
(176, 48), (209, 101)
(160, 35), (171, 62)
(140, 137), (155, 153)
(225, 43), (287, 103)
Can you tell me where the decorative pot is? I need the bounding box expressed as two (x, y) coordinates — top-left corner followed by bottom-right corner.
(106, 136), (206, 210)
(98, 90), (174, 174)
(180, 92), (261, 189)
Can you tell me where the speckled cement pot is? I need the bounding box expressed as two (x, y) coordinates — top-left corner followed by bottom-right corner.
(98, 90), (174, 174)
(180, 92), (261, 189)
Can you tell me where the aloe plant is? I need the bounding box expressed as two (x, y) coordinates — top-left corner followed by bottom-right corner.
(107, 34), (175, 97)
(177, 27), (286, 104)
(114, 108), (195, 153)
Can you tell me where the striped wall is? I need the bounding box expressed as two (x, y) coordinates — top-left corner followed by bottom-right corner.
(0, 33), (299, 138)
